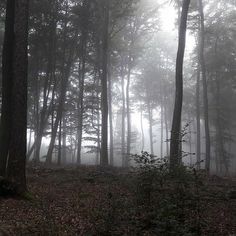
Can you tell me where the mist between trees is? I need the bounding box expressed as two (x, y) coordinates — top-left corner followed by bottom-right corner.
(0, 0), (236, 193)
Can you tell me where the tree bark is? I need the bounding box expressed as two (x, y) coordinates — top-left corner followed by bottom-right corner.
(6, 0), (29, 194)
(160, 82), (164, 158)
(198, 0), (211, 174)
(126, 55), (132, 162)
(140, 104), (144, 151)
(147, 99), (154, 155)
(170, 0), (190, 171)
(121, 59), (126, 167)
(46, 63), (71, 164)
(108, 58), (114, 166)
(0, 0), (15, 177)
(76, 0), (89, 165)
(100, 0), (109, 166)
(58, 117), (62, 165)
(34, 16), (57, 163)
(196, 66), (201, 170)
(46, 13), (78, 164)
(62, 117), (67, 164)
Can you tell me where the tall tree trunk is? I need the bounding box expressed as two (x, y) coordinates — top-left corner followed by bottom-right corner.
(164, 59), (170, 157)
(140, 104), (144, 151)
(170, 0), (190, 171)
(148, 99), (154, 155)
(77, 0), (89, 165)
(96, 107), (101, 165)
(100, 0), (109, 166)
(126, 55), (132, 162)
(0, 0), (15, 177)
(58, 117), (62, 165)
(34, 19), (57, 163)
(188, 113), (193, 166)
(76, 58), (86, 165)
(160, 95), (164, 158)
(164, 98), (169, 157)
(96, 70), (101, 165)
(121, 60), (126, 167)
(196, 66), (201, 170)
(27, 128), (32, 156)
(62, 117), (67, 164)
(108, 58), (114, 166)
(46, 16), (78, 164)
(6, 0), (29, 194)
(46, 66), (70, 164)
(215, 75), (228, 175)
(198, 0), (211, 174)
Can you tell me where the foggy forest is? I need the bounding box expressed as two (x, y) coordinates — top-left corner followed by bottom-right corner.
(0, 0), (236, 235)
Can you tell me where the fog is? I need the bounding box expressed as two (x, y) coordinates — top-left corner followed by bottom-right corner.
(0, 0), (234, 175)
(0, 0), (236, 234)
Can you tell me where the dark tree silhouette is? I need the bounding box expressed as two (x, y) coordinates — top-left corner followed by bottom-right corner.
(100, 0), (110, 166)
(170, 0), (191, 171)
(0, 0), (29, 194)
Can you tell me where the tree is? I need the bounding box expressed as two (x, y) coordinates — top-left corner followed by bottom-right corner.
(198, 0), (211, 174)
(0, 0), (29, 194)
(76, 0), (90, 164)
(169, 0), (190, 171)
(100, 0), (110, 166)
(0, 0), (14, 177)
(196, 65), (201, 170)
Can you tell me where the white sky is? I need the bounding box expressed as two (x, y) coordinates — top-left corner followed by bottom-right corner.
(160, 1), (177, 32)
(160, 1), (195, 53)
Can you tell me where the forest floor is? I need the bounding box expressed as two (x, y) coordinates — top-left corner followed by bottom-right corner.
(0, 166), (236, 236)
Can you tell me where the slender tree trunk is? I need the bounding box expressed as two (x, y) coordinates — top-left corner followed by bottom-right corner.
(27, 128), (32, 155)
(100, 0), (109, 166)
(161, 100), (164, 158)
(126, 55), (132, 162)
(93, 36), (102, 165)
(77, 0), (89, 165)
(170, 0), (190, 171)
(27, 141), (36, 161)
(164, 59), (170, 157)
(140, 104), (144, 151)
(215, 76), (228, 175)
(198, 0), (211, 174)
(34, 10), (57, 163)
(108, 58), (114, 165)
(164, 98), (169, 157)
(29, 92), (56, 162)
(46, 71), (69, 164)
(58, 117), (62, 165)
(77, 58), (86, 165)
(121, 60), (126, 167)
(147, 99), (154, 155)
(196, 66), (201, 169)
(46, 21), (78, 164)
(96, 107), (101, 165)
(29, 50), (40, 162)
(62, 117), (67, 164)
(96, 74), (101, 165)
(188, 114), (193, 166)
